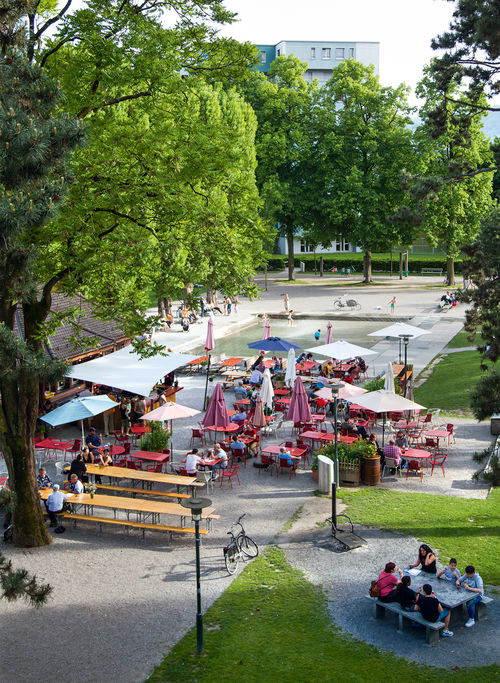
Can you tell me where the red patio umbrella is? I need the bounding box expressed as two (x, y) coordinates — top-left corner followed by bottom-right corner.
(203, 316), (215, 409)
(286, 376), (312, 423)
(202, 383), (230, 427)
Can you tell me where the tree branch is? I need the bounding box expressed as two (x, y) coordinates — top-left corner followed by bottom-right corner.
(77, 90), (152, 118)
(39, 35), (80, 69)
(92, 208), (157, 237)
(444, 95), (500, 112)
(33, 0), (73, 42)
(446, 166), (499, 181)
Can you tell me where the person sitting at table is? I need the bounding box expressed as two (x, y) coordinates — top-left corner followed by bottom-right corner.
(231, 407), (247, 425)
(278, 446), (294, 466)
(45, 484), (72, 529)
(211, 447), (228, 480)
(68, 454), (87, 483)
(234, 381), (249, 400)
(230, 435), (246, 460)
(250, 355), (265, 371)
(356, 356), (367, 373)
(438, 558), (461, 582)
(382, 440), (406, 473)
(185, 450), (202, 475)
(65, 473), (84, 494)
(408, 544), (437, 574)
(396, 575), (417, 611)
(395, 431), (408, 449)
(368, 433), (383, 457)
(415, 584), (453, 637)
(85, 427), (102, 450)
(456, 565), (484, 628)
(37, 468), (52, 489)
(377, 562), (403, 602)
(249, 367), (263, 386)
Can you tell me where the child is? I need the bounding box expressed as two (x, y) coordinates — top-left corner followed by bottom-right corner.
(456, 565), (484, 628)
(314, 329), (321, 342)
(415, 584), (453, 637)
(437, 558), (460, 582)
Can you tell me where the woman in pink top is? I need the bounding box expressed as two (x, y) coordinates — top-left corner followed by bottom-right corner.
(377, 562), (403, 603)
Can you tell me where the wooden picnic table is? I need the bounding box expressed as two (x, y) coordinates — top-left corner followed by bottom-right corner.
(221, 370), (250, 379)
(130, 450), (170, 464)
(84, 464), (201, 488)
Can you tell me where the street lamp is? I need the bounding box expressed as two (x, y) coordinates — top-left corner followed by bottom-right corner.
(330, 382), (344, 488)
(398, 334), (410, 397)
(181, 494), (213, 654)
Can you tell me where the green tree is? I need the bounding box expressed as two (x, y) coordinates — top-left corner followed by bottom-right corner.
(239, 56), (316, 280)
(414, 72), (494, 285)
(311, 60), (417, 282)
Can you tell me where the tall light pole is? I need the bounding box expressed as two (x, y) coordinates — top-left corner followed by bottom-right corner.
(181, 494), (212, 654)
(399, 334), (410, 397)
(330, 382), (344, 488)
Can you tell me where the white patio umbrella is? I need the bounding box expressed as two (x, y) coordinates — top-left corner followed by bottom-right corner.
(284, 347), (296, 388)
(260, 368), (274, 410)
(306, 340), (378, 360)
(315, 384), (367, 401)
(40, 395), (118, 441)
(368, 322), (429, 339)
(352, 390), (425, 445)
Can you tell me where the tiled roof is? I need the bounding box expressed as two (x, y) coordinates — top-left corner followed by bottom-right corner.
(15, 294), (128, 362)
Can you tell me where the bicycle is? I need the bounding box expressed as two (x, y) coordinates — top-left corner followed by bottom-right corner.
(223, 513), (259, 575)
(333, 296), (361, 311)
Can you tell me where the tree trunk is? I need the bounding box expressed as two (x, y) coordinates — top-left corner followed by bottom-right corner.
(446, 257), (455, 286)
(1, 377), (52, 548)
(363, 250), (373, 283)
(286, 228), (295, 281)
(158, 298), (166, 319)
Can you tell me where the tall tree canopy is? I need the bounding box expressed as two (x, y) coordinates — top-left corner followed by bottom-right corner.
(310, 60), (417, 283)
(238, 55), (316, 280)
(0, 0), (267, 547)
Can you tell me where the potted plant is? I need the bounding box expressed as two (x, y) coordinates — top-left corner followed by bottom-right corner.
(355, 440), (379, 485)
(140, 421), (171, 452)
(274, 372), (285, 388)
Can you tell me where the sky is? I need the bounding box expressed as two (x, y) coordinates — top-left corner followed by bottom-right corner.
(217, 0), (456, 99)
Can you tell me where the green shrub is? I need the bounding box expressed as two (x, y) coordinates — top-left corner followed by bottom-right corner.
(262, 253), (461, 273)
(363, 377), (385, 392)
(311, 439), (375, 469)
(140, 421), (170, 451)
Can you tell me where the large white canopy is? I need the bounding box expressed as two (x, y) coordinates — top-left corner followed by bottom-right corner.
(67, 342), (197, 397)
(351, 390), (425, 414)
(368, 322), (429, 339)
(306, 340), (378, 360)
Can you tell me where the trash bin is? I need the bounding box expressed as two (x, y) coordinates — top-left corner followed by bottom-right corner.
(318, 454), (334, 494)
(299, 261), (306, 273)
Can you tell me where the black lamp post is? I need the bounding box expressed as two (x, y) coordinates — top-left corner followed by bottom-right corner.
(181, 494), (213, 654)
(398, 334), (410, 397)
(330, 382), (344, 488)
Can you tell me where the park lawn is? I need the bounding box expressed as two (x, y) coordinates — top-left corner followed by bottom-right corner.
(446, 331), (482, 349)
(148, 545), (499, 683)
(341, 488), (500, 585)
(414, 350), (486, 414)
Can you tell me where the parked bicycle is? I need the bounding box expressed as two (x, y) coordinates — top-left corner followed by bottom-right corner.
(223, 513), (259, 575)
(333, 296), (361, 311)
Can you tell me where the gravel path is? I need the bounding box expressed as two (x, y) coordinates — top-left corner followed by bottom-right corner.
(279, 497), (500, 670)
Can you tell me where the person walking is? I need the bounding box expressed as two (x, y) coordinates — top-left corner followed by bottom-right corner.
(388, 296), (397, 314)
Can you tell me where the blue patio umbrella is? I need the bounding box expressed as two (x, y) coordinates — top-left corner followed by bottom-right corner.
(247, 336), (300, 352)
(40, 395), (118, 440)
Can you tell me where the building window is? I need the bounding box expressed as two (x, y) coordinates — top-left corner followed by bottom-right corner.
(349, 47), (355, 57)
(299, 240), (314, 253)
(277, 48), (281, 56)
(260, 51), (267, 64)
(334, 239), (350, 252)
(310, 47), (316, 59)
(321, 48), (331, 59)
(335, 48), (345, 59)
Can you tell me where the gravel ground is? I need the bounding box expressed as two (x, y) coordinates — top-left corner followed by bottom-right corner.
(279, 497), (500, 670)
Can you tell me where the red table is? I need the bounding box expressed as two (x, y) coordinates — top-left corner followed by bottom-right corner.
(130, 450), (170, 464)
(108, 445), (125, 457)
(296, 361), (317, 373)
(35, 439), (73, 459)
(187, 356), (209, 366)
(393, 421), (418, 430)
(234, 399), (251, 407)
(424, 429), (449, 447)
(0, 477), (8, 489)
(130, 425), (151, 436)
(403, 448), (432, 471)
(275, 397), (291, 406)
(310, 414), (325, 422)
(300, 431), (358, 447)
(218, 357), (244, 368)
(274, 388), (291, 396)
(203, 423), (240, 435)
(261, 445), (307, 463)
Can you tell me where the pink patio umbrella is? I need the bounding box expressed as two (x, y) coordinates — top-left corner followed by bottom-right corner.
(286, 376), (312, 423)
(203, 316), (215, 409)
(141, 402), (201, 459)
(262, 320), (271, 340)
(326, 322), (333, 345)
(315, 383), (367, 401)
(252, 397), (267, 429)
(202, 383), (230, 427)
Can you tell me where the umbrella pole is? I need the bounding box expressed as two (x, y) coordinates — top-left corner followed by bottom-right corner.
(203, 354), (211, 410)
(81, 419), (85, 443)
(382, 414), (386, 447)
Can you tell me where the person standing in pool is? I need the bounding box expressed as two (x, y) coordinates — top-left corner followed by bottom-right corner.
(388, 296), (397, 314)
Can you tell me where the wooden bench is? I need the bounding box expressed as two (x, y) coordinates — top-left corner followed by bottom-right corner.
(63, 513), (208, 539)
(95, 484), (190, 500)
(366, 596), (445, 645)
(421, 268), (443, 276)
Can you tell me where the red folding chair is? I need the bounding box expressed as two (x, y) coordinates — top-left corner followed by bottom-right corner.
(430, 452), (447, 477)
(277, 457), (299, 479)
(126, 459), (142, 470)
(115, 458), (128, 468)
(405, 459), (424, 482)
(220, 464), (241, 488)
(190, 428), (206, 447)
(147, 462), (164, 473)
(259, 455), (276, 476)
(67, 439), (81, 456)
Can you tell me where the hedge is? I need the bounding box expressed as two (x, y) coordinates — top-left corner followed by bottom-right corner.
(263, 252), (462, 273)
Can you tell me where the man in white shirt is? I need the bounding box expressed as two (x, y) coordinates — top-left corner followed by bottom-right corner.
(66, 473), (85, 494)
(185, 450), (202, 475)
(46, 484), (72, 528)
(249, 368), (262, 386)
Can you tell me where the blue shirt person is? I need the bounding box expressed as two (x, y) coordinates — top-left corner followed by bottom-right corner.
(456, 565), (484, 627)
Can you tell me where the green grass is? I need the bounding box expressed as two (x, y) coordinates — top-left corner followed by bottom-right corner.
(341, 489), (500, 585)
(148, 545), (499, 682)
(446, 331), (482, 349)
(414, 350), (486, 414)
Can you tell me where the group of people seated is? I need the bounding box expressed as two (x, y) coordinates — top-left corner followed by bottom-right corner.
(439, 291), (457, 309)
(376, 544), (484, 636)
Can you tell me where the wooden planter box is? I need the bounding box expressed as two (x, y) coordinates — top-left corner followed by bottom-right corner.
(312, 469), (319, 482)
(339, 461), (361, 485)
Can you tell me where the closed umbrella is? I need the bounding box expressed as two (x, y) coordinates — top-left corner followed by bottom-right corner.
(306, 340), (377, 360)
(286, 376), (312, 423)
(384, 362), (396, 393)
(252, 397), (267, 429)
(203, 316), (215, 409)
(202, 383), (229, 427)
(284, 347), (296, 388)
(260, 368), (274, 410)
(41, 394), (118, 441)
(248, 336), (300, 352)
(262, 320), (271, 340)
(326, 322), (333, 344)
(141, 402), (201, 459)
